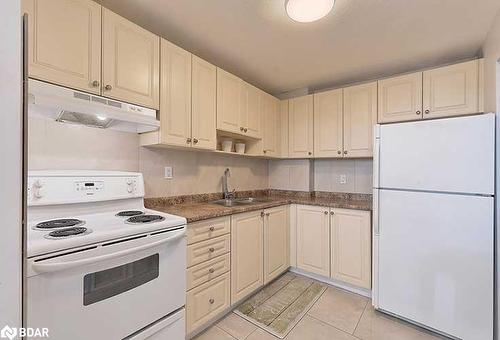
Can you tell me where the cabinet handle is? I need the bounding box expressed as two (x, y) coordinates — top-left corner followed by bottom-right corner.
(240, 127), (244, 131)
(337, 151), (341, 155)
(209, 226), (215, 231)
(209, 298), (215, 304)
(244, 128), (248, 133)
(186, 137), (192, 144)
(263, 150), (267, 154)
(416, 110), (421, 115)
(193, 138), (199, 144)
(208, 247), (215, 253)
(104, 84), (112, 91)
(324, 211), (328, 215)
(91, 80), (100, 87)
(209, 268), (215, 274)
(424, 109), (430, 114)
(308, 152), (312, 156)
(330, 211), (334, 215)
(266, 213), (270, 217)
(343, 151), (348, 155)
(261, 211), (265, 218)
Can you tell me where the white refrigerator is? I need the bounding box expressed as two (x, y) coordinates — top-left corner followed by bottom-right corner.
(372, 113), (495, 340)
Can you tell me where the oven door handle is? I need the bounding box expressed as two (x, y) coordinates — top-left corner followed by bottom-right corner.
(32, 229), (186, 273)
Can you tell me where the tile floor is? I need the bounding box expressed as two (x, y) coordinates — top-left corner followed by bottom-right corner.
(194, 283), (446, 340)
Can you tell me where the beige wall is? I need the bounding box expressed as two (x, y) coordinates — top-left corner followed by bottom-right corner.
(140, 147), (268, 198)
(482, 9), (500, 112)
(28, 117), (140, 171)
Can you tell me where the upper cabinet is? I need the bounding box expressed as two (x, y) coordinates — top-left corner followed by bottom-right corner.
(378, 72), (423, 123)
(262, 94), (280, 157)
(217, 68), (242, 134)
(102, 9), (160, 109)
(343, 82), (377, 158)
(159, 39), (192, 147)
(423, 59), (482, 119)
(241, 84), (262, 138)
(288, 95), (314, 158)
(313, 89), (343, 158)
(280, 100), (289, 158)
(191, 56), (217, 150)
(24, 0), (102, 94)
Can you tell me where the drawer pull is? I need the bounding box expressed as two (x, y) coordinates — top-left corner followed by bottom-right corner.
(208, 247), (215, 253)
(209, 226), (215, 231)
(209, 298), (215, 304)
(209, 268), (215, 273)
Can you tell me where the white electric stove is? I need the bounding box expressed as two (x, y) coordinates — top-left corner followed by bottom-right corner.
(26, 170), (187, 340)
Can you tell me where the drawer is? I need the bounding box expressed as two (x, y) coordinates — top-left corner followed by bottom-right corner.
(186, 272), (230, 334)
(187, 234), (230, 267)
(187, 216), (231, 245)
(187, 253), (230, 290)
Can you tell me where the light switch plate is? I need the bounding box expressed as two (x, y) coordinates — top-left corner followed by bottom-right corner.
(164, 166), (173, 179)
(340, 174), (347, 184)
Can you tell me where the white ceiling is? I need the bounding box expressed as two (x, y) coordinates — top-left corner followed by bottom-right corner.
(99, 0), (500, 97)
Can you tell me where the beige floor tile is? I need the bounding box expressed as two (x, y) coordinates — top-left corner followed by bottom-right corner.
(307, 286), (368, 333)
(246, 327), (280, 340)
(217, 313), (257, 339)
(285, 315), (358, 340)
(194, 326), (236, 340)
(354, 306), (444, 340)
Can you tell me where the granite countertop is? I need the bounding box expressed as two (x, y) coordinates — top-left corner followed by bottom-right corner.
(145, 190), (372, 223)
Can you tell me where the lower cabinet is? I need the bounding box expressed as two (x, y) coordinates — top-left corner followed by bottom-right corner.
(231, 210), (264, 305)
(264, 205), (290, 284)
(295, 205), (371, 290)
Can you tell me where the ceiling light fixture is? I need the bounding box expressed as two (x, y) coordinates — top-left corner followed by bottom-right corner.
(285, 0), (335, 23)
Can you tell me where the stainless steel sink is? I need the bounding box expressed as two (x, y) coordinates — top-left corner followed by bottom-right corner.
(211, 197), (271, 207)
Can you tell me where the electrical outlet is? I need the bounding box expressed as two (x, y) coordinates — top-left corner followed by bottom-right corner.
(164, 166), (173, 179)
(340, 174), (347, 184)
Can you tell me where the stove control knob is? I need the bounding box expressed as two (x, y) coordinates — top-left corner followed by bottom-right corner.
(34, 188), (45, 199)
(126, 179), (133, 185)
(33, 179), (44, 188)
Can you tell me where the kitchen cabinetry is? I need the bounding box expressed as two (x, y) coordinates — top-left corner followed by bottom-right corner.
(294, 205), (371, 290)
(296, 205), (330, 277)
(23, 0), (102, 94)
(313, 89), (343, 158)
(280, 100), (289, 158)
(217, 68), (242, 134)
(240, 84), (262, 138)
(423, 59), (482, 119)
(378, 72), (423, 123)
(330, 209), (371, 289)
(159, 39), (192, 147)
(262, 94), (281, 157)
(102, 8), (160, 109)
(264, 206), (289, 284)
(343, 82), (377, 158)
(186, 216), (231, 334)
(288, 95), (314, 158)
(231, 210), (264, 304)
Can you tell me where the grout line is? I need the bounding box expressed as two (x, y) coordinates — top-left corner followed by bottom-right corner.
(306, 314), (364, 340)
(352, 299), (369, 336)
(214, 325), (239, 340)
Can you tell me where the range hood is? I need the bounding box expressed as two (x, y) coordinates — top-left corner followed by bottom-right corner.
(28, 79), (160, 133)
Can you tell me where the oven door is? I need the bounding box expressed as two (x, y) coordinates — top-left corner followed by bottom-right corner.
(26, 227), (186, 340)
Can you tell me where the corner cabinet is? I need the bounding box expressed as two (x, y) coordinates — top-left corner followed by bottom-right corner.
(102, 8), (160, 108)
(262, 94), (281, 157)
(343, 82), (377, 158)
(264, 206), (289, 284)
(288, 95), (314, 158)
(23, 0), (102, 94)
(231, 211), (264, 305)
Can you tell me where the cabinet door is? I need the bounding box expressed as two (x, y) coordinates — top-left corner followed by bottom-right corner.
(331, 209), (371, 289)
(192, 56), (217, 150)
(23, 0), (101, 93)
(313, 89), (343, 158)
(159, 39), (192, 147)
(378, 72), (423, 123)
(244, 84), (262, 138)
(262, 94), (279, 156)
(102, 8), (160, 108)
(343, 82), (377, 158)
(231, 211), (264, 304)
(217, 68), (241, 134)
(288, 95), (314, 158)
(264, 206), (289, 284)
(280, 100), (289, 158)
(296, 205), (330, 277)
(423, 59), (481, 119)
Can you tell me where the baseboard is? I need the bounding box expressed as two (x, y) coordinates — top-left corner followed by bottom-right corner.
(289, 267), (372, 298)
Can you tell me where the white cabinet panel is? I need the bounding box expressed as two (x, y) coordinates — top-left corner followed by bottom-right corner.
(314, 89), (343, 158)
(378, 72), (422, 123)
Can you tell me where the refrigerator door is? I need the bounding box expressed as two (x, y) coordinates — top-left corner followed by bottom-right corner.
(378, 114), (494, 194)
(377, 189), (493, 340)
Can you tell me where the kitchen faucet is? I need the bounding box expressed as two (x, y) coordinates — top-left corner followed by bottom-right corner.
(222, 168), (235, 200)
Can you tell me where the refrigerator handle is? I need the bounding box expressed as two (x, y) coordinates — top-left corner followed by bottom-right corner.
(373, 189), (379, 236)
(373, 125), (380, 188)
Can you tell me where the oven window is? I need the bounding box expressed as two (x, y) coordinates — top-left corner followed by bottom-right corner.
(83, 254), (159, 306)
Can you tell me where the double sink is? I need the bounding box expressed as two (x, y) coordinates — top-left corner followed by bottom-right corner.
(210, 197), (272, 207)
